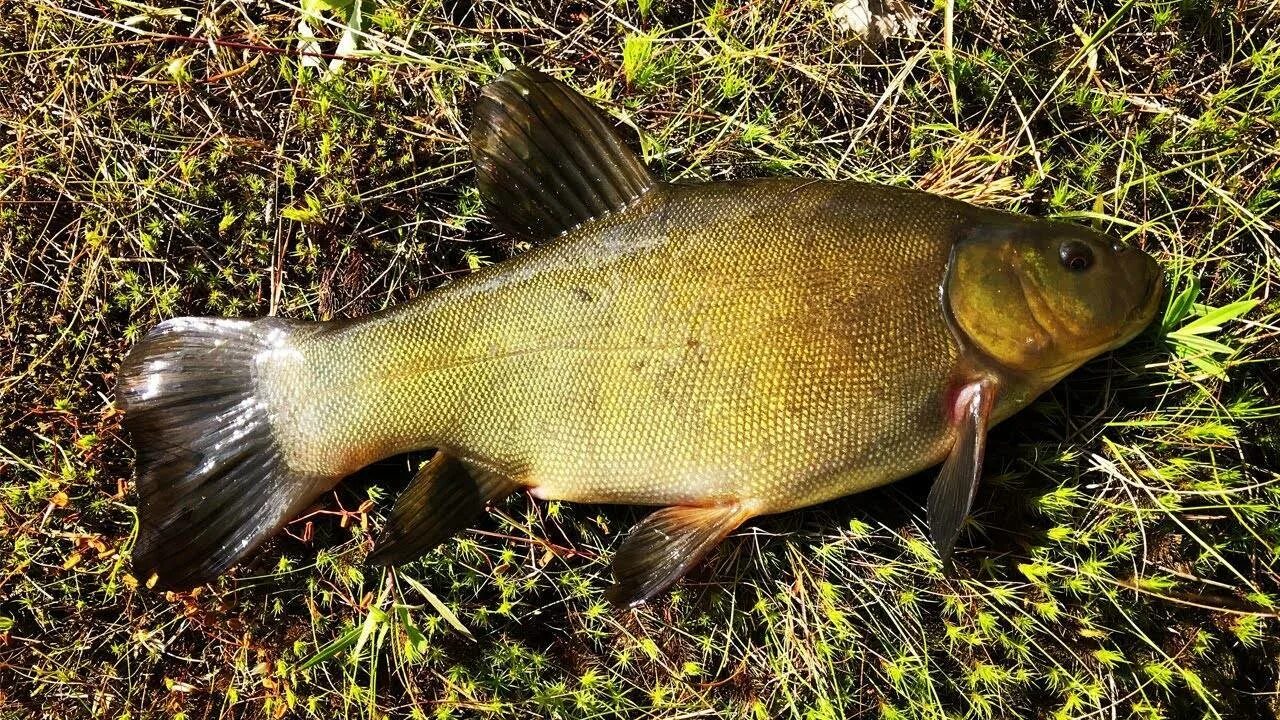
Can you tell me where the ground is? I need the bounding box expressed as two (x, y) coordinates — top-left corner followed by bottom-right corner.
(2, 0), (1279, 718)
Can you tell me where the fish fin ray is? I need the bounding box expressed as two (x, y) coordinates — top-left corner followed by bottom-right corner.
(606, 505), (749, 608)
(471, 66), (657, 241)
(117, 317), (336, 590)
(368, 452), (519, 566)
(927, 379), (996, 574)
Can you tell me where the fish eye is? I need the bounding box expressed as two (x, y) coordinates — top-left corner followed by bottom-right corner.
(1059, 240), (1094, 272)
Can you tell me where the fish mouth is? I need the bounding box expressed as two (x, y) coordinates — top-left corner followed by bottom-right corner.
(1126, 266), (1164, 326)
(1111, 258), (1162, 348)
(1102, 261), (1163, 355)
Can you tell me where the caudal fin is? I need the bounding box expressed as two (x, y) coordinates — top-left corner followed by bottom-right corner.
(116, 317), (333, 590)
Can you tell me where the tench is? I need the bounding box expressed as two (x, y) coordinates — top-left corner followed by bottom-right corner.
(117, 67), (1162, 605)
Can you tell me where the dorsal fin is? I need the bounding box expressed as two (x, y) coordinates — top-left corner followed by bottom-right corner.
(470, 66), (657, 241)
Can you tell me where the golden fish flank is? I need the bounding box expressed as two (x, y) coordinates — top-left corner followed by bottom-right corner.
(116, 66), (1163, 604)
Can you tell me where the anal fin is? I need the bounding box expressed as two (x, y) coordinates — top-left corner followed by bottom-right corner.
(368, 452), (519, 566)
(607, 505), (750, 608)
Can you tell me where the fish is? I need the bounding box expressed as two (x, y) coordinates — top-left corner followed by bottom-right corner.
(116, 66), (1163, 605)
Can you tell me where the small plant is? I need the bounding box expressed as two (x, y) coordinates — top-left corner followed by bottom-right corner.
(1161, 273), (1263, 380)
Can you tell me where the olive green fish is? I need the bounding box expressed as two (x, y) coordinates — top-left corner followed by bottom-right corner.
(117, 67), (1162, 604)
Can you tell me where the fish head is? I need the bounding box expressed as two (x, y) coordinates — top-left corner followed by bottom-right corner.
(946, 217), (1163, 382)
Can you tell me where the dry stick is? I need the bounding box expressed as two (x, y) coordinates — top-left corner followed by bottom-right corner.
(148, 32), (376, 64)
(50, 2), (482, 73)
(43, 5), (376, 64)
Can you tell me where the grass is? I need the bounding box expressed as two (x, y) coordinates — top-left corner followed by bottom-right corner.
(2, 0), (1279, 717)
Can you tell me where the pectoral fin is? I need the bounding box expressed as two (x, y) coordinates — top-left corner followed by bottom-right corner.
(607, 505), (750, 608)
(368, 452), (519, 566)
(927, 379), (996, 573)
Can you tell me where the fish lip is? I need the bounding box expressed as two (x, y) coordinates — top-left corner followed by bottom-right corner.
(1126, 263), (1163, 326)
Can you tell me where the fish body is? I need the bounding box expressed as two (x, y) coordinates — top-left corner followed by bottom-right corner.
(274, 179), (966, 512)
(118, 68), (1162, 602)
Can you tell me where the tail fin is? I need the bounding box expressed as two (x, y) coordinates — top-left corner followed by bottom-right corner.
(116, 317), (333, 590)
